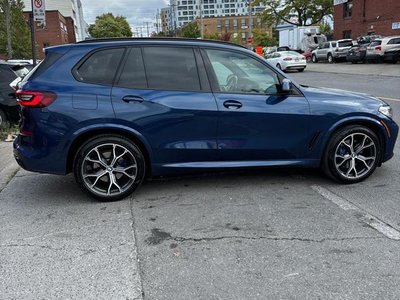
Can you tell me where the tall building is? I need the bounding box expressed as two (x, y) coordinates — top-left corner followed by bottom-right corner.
(23, 0), (89, 41)
(333, 0), (400, 39)
(169, 0), (265, 29)
(161, 7), (171, 33)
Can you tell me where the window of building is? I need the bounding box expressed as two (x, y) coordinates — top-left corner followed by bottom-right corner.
(225, 19), (230, 27)
(142, 47), (201, 91)
(233, 19), (238, 27)
(343, 0), (353, 18)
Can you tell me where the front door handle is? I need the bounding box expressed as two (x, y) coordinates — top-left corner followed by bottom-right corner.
(223, 100), (242, 109)
(122, 95), (144, 103)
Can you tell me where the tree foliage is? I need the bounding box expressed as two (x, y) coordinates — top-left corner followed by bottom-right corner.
(0, 0), (31, 59)
(88, 13), (132, 38)
(254, 0), (333, 26)
(252, 29), (277, 46)
(180, 22), (200, 38)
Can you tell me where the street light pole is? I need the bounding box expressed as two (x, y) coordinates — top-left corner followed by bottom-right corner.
(248, 0), (253, 44)
(30, 0), (37, 66)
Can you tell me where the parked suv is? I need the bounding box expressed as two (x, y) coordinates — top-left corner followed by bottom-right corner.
(0, 63), (32, 127)
(366, 36), (400, 62)
(14, 38), (398, 201)
(312, 39), (353, 63)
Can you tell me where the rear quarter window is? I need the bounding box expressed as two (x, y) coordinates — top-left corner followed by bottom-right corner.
(74, 48), (125, 85)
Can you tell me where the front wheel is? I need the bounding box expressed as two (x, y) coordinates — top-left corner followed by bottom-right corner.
(0, 108), (8, 129)
(322, 125), (381, 183)
(327, 54), (334, 63)
(74, 135), (145, 201)
(312, 55), (318, 63)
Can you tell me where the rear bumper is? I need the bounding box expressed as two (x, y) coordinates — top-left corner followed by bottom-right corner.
(13, 135), (67, 175)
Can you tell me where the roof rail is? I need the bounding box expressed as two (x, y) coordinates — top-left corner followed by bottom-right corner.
(77, 37), (247, 48)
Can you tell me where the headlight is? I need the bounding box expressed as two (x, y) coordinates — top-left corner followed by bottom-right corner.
(379, 105), (393, 119)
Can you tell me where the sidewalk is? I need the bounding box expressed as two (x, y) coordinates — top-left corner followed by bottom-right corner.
(305, 62), (400, 77)
(0, 141), (19, 192)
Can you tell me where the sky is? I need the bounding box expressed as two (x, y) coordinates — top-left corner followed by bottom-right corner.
(81, 0), (169, 36)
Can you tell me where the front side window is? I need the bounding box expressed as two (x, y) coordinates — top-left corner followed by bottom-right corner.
(75, 48), (124, 85)
(142, 47), (201, 91)
(205, 49), (279, 95)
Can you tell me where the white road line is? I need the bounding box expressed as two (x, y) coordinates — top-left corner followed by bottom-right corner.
(378, 96), (400, 102)
(311, 185), (400, 240)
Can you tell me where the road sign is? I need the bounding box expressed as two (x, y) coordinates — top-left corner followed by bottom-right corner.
(33, 0), (46, 26)
(246, 37), (253, 44)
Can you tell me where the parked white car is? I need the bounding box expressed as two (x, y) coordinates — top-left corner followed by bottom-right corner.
(366, 36), (400, 62)
(267, 51), (307, 72)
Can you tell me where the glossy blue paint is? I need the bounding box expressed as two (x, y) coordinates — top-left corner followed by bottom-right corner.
(13, 39), (398, 178)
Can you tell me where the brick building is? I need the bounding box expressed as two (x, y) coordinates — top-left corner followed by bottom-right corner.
(194, 15), (272, 44)
(24, 10), (76, 60)
(334, 0), (400, 39)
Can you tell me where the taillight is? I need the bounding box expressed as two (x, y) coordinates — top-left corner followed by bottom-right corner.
(16, 90), (57, 107)
(283, 57), (292, 61)
(375, 46), (382, 51)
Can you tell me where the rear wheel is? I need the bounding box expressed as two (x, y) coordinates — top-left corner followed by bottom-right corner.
(327, 54), (334, 63)
(322, 125), (380, 183)
(312, 55), (318, 63)
(74, 135), (145, 201)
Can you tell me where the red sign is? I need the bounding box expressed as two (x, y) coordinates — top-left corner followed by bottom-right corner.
(246, 37), (253, 44)
(34, 0), (42, 8)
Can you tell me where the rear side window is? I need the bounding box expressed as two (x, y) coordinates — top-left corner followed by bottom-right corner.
(369, 40), (382, 47)
(142, 47), (200, 91)
(116, 48), (147, 89)
(75, 48), (124, 85)
(387, 38), (400, 45)
(338, 40), (353, 47)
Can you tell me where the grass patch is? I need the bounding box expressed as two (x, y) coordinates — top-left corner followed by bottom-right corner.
(0, 123), (19, 141)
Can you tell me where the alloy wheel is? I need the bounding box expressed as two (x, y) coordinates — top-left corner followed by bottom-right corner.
(334, 133), (377, 179)
(81, 143), (137, 197)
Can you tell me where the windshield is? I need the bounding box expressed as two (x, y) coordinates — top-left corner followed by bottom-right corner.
(338, 40), (354, 47)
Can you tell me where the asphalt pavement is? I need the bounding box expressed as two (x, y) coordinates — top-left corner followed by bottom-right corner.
(1, 62), (400, 299)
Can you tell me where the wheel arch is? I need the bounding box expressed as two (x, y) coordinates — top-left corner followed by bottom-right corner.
(66, 125), (153, 177)
(320, 117), (387, 165)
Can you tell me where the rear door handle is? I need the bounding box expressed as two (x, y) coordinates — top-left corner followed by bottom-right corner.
(122, 95), (144, 103)
(223, 100), (242, 109)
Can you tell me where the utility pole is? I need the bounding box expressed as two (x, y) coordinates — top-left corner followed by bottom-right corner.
(200, 0), (203, 39)
(30, 0), (37, 66)
(144, 21), (151, 37)
(4, 0), (13, 59)
(248, 0), (253, 49)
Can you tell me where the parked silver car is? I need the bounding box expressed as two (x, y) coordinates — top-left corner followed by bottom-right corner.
(312, 39), (353, 63)
(366, 36), (400, 62)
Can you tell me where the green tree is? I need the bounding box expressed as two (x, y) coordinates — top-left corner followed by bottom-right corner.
(0, 0), (31, 59)
(254, 0), (333, 26)
(253, 29), (277, 46)
(180, 22), (200, 38)
(88, 13), (132, 38)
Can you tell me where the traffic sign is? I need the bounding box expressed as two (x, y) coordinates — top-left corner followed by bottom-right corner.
(33, 0), (46, 26)
(246, 37), (253, 44)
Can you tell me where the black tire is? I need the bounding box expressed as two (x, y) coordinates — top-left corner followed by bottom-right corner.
(306, 57), (312, 63)
(298, 68), (305, 72)
(73, 135), (146, 201)
(312, 55), (318, 63)
(0, 108), (8, 129)
(322, 125), (381, 184)
(327, 54), (334, 63)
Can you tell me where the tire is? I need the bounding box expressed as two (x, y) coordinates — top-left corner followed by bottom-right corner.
(276, 63), (282, 70)
(73, 135), (146, 201)
(322, 125), (381, 184)
(306, 57), (311, 63)
(0, 108), (8, 129)
(298, 68), (305, 72)
(312, 55), (318, 63)
(327, 54), (334, 63)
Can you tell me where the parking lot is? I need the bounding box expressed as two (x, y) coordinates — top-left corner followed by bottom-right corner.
(1, 63), (400, 299)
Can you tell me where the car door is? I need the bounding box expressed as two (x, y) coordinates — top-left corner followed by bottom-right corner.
(201, 48), (310, 162)
(317, 42), (328, 59)
(111, 46), (219, 167)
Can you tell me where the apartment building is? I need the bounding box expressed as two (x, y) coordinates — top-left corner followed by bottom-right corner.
(169, 0), (265, 28)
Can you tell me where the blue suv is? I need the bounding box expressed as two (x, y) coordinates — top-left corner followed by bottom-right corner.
(14, 38), (398, 201)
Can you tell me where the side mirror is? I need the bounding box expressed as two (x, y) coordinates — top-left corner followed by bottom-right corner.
(281, 79), (292, 93)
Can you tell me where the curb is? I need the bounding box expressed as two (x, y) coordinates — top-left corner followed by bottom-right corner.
(0, 160), (20, 192)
